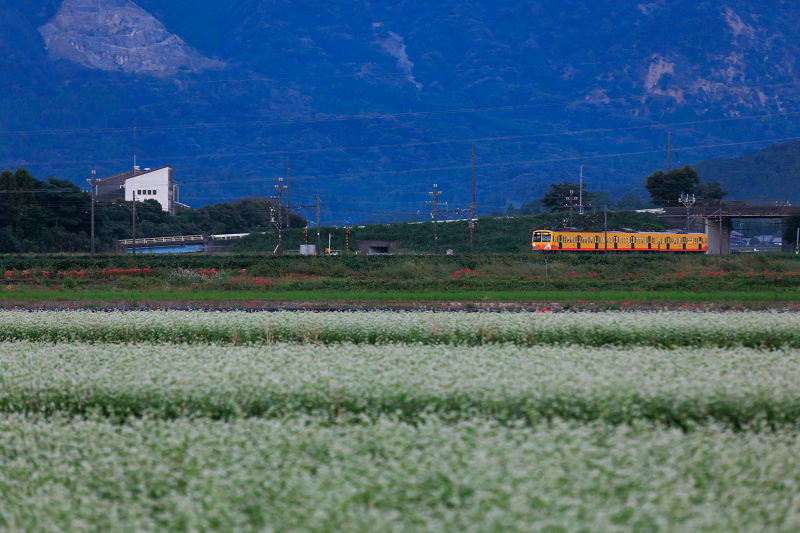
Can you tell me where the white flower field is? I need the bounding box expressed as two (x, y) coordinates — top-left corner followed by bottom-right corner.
(0, 309), (799, 348)
(2, 310), (800, 531)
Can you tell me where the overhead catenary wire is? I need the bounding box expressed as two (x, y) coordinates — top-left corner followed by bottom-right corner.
(3, 90), (799, 139)
(8, 114), (800, 176)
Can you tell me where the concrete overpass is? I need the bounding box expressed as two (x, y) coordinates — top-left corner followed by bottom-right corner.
(661, 200), (800, 254)
(119, 234), (207, 254)
(118, 233), (252, 254)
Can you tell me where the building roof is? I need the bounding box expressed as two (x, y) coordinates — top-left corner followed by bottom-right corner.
(97, 165), (172, 183)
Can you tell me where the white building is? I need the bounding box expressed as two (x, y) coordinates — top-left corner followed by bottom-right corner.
(96, 165), (188, 215)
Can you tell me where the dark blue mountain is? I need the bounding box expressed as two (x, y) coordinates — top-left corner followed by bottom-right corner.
(3, 0), (800, 222)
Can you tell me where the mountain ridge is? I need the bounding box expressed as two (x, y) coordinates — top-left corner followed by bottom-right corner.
(3, 0), (800, 222)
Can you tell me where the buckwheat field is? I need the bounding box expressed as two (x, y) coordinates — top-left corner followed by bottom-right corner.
(3, 310), (800, 532)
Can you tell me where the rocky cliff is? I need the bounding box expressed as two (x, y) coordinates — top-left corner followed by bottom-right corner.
(37, 0), (220, 73)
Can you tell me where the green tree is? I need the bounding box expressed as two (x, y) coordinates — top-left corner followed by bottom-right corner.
(783, 215), (800, 252)
(644, 166), (701, 207)
(540, 181), (594, 212)
(592, 191), (614, 210)
(617, 193), (646, 210)
(695, 179), (728, 205)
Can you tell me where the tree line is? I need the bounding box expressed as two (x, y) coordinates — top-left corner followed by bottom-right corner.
(504, 165), (728, 216)
(0, 167), (305, 254)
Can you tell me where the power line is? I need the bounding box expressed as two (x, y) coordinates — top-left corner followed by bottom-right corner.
(4, 85), (800, 139)
(7, 109), (800, 172)
(123, 134), (800, 186)
(0, 102), (568, 137)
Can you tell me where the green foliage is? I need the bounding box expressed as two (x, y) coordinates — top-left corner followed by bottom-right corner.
(645, 166), (729, 207)
(784, 215), (800, 251)
(697, 140), (800, 200)
(540, 181), (595, 212)
(0, 168), (307, 253)
(695, 179), (729, 204)
(0, 168), (92, 253)
(644, 166), (701, 207)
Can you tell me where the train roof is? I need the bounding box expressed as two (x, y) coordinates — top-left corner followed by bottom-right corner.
(534, 228), (705, 235)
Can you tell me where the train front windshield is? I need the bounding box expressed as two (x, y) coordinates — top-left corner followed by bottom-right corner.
(533, 232), (551, 243)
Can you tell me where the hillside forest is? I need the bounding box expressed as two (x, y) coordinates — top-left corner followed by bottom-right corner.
(0, 167), (305, 253)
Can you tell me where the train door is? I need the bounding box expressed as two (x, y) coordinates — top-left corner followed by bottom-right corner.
(595, 236), (599, 250)
(683, 237), (687, 251)
(613, 236), (618, 250)
(558, 235), (563, 250)
(647, 236), (652, 250)
(666, 237), (670, 250)
(577, 236), (581, 250)
(631, 237), (635, 251)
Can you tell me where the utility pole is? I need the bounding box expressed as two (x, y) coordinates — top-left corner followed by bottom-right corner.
(286, 158), (290, 229)
(131, 191), (136, 257)
(566, 189), (578, 227)
(317, 195), (321, 256)
(470, 144), (475, 254)
(604, 205), (608, 255)
(88, 170), (96, 256)
(579, 165), (584, 215)
(679, 194), (696, 231)
(133, 118), (137, 171)
(271, 177), (288, 255)
(427, 184), (442, 254)
(666, 132), (671, 173)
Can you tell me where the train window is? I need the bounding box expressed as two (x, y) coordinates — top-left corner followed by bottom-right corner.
(533, 232), (542, 242)
(542, 233), (551, 242)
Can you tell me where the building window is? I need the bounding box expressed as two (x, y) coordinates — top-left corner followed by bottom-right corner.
(137, 190), (141, 195)
(153, 190), (157, 195)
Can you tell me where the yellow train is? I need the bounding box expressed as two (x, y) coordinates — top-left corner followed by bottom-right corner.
(532, 228), (708, 253)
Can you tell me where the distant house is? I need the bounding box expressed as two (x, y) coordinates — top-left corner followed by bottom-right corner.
(752, 235), (779, 245)
(96, 166), (189, 216)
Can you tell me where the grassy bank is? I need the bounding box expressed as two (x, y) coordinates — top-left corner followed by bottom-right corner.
(1, 288), (799, 304)
(2, 252), (800, 303)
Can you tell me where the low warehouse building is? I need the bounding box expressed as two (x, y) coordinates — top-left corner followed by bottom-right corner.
(355, 240), (402, 254)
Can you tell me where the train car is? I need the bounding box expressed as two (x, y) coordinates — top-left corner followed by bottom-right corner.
(531, 228), (708, 253)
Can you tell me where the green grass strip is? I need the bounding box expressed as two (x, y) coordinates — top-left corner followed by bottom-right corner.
(1, 288), (799, 303)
